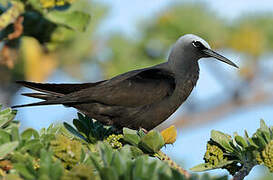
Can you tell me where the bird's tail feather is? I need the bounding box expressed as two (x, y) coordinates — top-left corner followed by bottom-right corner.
(11, 100), (62, 108)
(21, 93), (56, 100)
(16, 80), (103, 95)
(13, 80), (98, 108)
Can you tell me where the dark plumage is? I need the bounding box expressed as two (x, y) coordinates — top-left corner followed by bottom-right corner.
(13, 34), (238, 130)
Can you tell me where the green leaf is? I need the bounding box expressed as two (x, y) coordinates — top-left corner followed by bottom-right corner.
(13, 163), (36, 180)
(262, 131), (271, 144)
(100, 167), (119, 180)
(190, 161), (234, 172)
(0, 141), (19, 158)
(49, 160), (63, 180)
(130, 146), (144, 158)
(139, 130), (165, 153)
(63, 122), (87, 142)
(234, 135), (248, 149)
(0, 108), (16, 128)
(21, 128), (39, 140)
(38, 149), (53, 178)
(111, 152), (125, 176)
(73, 118), (91, 136)
(98, 142), (114, 166)
(260, 119), (269, 133)
(123, 128), (141, 146)
(138, 129), (146, 138)
(256, 130), (267, 145)
(45, 10), (91, 31)
(11, 127), (20, 141)
(20, 139), (43, 155)
(211, 130), (233, 152)
(0, 129), (11, 144)
(247, 138), (259, 149)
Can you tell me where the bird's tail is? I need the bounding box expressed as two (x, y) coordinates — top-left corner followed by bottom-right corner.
(12, 80), (99, 108)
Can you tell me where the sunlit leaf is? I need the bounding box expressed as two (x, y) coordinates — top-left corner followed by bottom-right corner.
(139, 130), (165, 153)
(160, 125), (177, 144)
(0, 141), (18, 158)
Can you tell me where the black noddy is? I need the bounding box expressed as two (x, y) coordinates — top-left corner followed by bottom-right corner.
(13, 34), (238, 130)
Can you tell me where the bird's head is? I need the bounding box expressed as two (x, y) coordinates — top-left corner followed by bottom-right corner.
(169, 34), (238, 69)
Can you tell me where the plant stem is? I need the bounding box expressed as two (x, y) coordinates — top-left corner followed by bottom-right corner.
(156, 151), (191, 178)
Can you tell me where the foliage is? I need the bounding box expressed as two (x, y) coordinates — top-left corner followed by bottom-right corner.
(0, 105), (229, 179)
(191, 119), (273, 177)
(0, 0), (106, 82)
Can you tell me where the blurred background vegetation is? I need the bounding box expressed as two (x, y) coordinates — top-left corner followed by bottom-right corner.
(0, 0), (273, 179)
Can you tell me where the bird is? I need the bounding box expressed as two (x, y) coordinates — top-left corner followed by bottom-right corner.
(13, 34), (238, 131)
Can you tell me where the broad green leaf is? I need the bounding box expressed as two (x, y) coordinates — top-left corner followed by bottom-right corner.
(211, 130), (233, 152)
(130, 146), (144, 158)
(13, 163), (36, 180)
(111, 152), (125, 176)
(123, 128), (140, 146)
(0, 108), (16, 128)
(0, 129), (11, 144)
(100, 167), (119, 180)
(139, 130), (165, 153)
(38, 149), (53, 177)
(98, 142), (113, 166)
(45, 10), (91, 31)
(21, 128), (39, 140)
(49, 160), (63, 180)
(0, 141), (19, 158)
(20, 139), (43, 155)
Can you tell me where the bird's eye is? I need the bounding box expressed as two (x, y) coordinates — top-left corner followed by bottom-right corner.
(192, 41), (206, 49)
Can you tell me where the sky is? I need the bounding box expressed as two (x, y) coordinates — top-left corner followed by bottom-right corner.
(12, 0), (273, 179)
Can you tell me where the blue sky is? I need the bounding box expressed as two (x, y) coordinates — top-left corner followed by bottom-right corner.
(12, 0), (273, 179)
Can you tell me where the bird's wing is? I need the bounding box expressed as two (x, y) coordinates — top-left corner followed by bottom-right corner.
(14, 65), (176, 108)
(77, 67), (176, 107)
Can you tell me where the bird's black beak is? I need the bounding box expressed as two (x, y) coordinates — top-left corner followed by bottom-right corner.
(202, 48), (239, 68)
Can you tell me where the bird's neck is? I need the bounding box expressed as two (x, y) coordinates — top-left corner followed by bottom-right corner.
(167, 49), (200, 103)
(167, 48), (200, 81)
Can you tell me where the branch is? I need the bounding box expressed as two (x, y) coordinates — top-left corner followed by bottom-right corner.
(232, 164), (254, 180)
